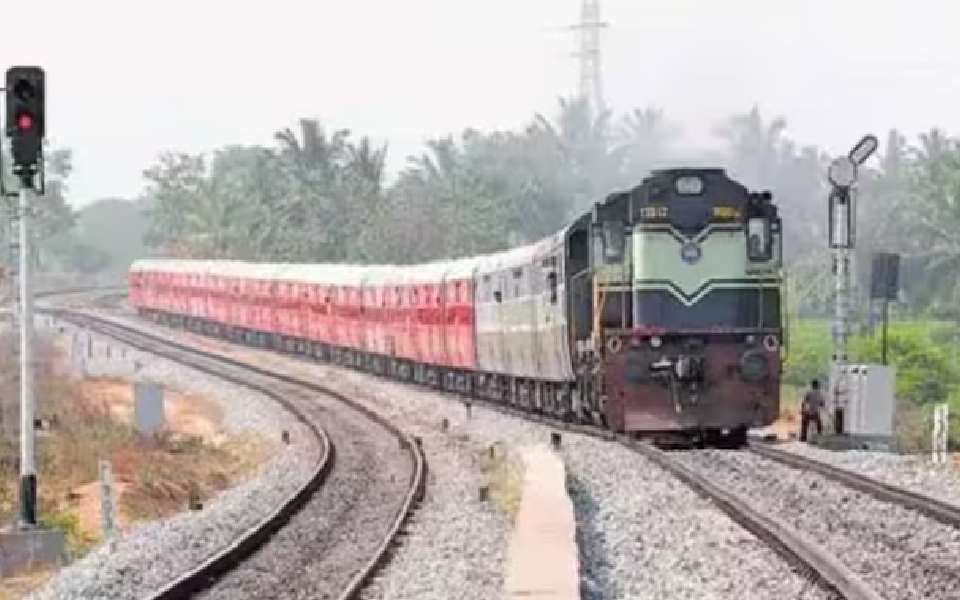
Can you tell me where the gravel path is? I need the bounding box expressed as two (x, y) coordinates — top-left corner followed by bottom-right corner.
(775, 440), (960, 507)
(31, 324), (321, 600)
(678, 450), (960, 600)
(88, 307), (839, 599)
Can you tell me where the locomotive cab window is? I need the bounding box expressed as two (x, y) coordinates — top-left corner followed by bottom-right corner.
(600, 221), (625, 263)
(746, 217), (773, 261)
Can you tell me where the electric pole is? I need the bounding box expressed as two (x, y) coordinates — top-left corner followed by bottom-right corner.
(571, 0), (608, 115)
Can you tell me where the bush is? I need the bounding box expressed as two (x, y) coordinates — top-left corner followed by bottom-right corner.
(849, 321), (959, 405)
(39, 509), (95, 556)
(786, 318), (960, 405)
(783, 319), (832, 387)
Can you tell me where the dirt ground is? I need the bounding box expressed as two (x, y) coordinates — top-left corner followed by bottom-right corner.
(84, 378), (228, 446)
(59, 378), (229, 538)
(0, 374), (271, 598)
(0, 568), (54, 600)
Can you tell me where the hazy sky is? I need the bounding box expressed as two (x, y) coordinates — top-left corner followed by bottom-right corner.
(3, 0), (960, 206)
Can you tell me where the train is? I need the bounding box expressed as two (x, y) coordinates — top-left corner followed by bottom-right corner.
(129, 168), (783, 446)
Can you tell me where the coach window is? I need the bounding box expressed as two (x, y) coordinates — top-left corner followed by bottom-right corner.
(547, 271), (558, 304)
(512, 267), (523, 298)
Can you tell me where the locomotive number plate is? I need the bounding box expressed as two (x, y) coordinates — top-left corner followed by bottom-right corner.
(639, 205), (668, 219)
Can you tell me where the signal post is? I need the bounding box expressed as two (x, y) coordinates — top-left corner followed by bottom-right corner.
(826, 135), (877, 434)
(4, 66), (45, 528)
(0, 64), (66, 577)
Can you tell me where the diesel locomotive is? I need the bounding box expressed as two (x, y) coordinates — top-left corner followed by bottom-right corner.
(130, 168), (783, 445)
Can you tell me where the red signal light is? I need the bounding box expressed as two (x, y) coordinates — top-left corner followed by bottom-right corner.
(16, 113), (33, 131)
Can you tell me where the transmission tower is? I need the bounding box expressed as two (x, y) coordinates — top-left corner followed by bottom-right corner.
(572, 0), (608, 114)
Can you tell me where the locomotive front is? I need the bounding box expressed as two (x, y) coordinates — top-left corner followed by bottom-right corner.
(587, 169), (782, 444)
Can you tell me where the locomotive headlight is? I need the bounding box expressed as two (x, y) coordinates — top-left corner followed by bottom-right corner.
(739, 349), (769, 382)
(649, 336), (663, 348)
(675, 175), (704, 195)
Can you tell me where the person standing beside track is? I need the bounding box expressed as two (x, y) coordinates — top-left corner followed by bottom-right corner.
(800, 379), (825, 442)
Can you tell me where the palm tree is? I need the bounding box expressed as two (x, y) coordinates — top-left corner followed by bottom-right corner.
(617, 107), (677, 179)
(274, 119), (350, 183)
(715, 105), (787, 188)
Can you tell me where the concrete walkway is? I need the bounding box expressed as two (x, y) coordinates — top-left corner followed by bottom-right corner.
(503, 444), (580, 599)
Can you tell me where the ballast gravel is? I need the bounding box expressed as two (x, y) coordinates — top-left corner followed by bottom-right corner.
(678, 450), (960, 600)
(313, 369), (837, 600)
(89, 308), (836, 599)
(30, 324), (321, 600)
(776, 440), (960, 507)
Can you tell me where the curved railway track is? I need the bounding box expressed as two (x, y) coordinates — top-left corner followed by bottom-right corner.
(59, 289), (960, 600)
(38, 299), (426, 599)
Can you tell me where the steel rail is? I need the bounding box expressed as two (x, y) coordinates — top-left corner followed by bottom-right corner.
(749, 441), (960, 529)
(42, 306), (426, 600)
(628, 441), (883, 600)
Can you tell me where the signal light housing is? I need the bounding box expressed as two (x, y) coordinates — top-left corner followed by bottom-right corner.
(5, 66), (45, 168)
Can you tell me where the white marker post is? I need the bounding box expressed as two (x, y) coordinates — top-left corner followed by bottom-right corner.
(99, 459), (118, 548)
(932, 403), (949, 465)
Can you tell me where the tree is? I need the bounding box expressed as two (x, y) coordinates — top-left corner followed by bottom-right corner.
(715, 105), (787, 189)
(901, 130), (960, 316)
(0, 146), (77, 272)
(64, 198), (147, 275)
(618, 107), (679, 181)
(141, 152), (207, 256)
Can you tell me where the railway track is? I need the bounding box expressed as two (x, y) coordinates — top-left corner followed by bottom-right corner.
(627, 441), (880, 600)
(749, 440), (960, 529)
(39, 302), (426, 599)
(677, 449), (960, 600)
(63, 291), (960, 599)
